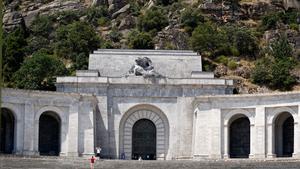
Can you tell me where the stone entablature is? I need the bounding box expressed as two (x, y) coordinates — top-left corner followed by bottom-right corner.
(56, 76), (233, 86)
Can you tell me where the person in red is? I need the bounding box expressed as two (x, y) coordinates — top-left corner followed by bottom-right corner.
(90, 156), (96, 169)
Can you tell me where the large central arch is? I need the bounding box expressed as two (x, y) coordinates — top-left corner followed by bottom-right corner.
(132, 119), (156, 160)
(119, 105), (169, 160)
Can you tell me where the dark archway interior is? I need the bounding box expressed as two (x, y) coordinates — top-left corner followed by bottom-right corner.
(132, 119), (156, 160)
(229, 117), (250, 158)
(39, 112), (60, 156)
(275, 113), (294, 157)
(0, 108), (15, 154)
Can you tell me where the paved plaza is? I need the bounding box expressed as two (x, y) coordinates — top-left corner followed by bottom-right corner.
(1, 156), (300, 169)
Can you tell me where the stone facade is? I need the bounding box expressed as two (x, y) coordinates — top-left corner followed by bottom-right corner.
(1, 49), (300, 160)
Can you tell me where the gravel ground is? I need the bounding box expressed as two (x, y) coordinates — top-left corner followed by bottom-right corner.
(1, 156), (300, 169)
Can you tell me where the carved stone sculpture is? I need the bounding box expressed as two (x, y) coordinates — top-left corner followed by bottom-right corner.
(128, 57), (163, 78)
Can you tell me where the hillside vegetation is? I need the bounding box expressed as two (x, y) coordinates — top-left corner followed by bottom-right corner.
(3, 0), (300, 93)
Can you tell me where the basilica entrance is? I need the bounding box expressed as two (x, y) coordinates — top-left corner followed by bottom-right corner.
(0, 108), (15, 154)
(38, 111), (60, 156)
(275, 112), (294, 157)
(132, 119), (156, 160)
(229, 116), (250, 158)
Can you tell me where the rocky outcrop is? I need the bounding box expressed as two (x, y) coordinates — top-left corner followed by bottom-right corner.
(4, 0), (86, 30)
(154, 27), (189, 50)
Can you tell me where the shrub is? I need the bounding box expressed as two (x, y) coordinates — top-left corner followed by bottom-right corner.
(54, 10), (81, 26)
(128, 30), (154, 49)
(227, 60), (238, 70)
(26, 36), (51, 54)
(289, 23), (299, 31)
(180, 7), (204, 34)
(86, 6), (109, 27)
(137, 7), (168, 34)
(261, 13), (280, 30)
(98, 17), (109, 26)
(109, 28), (122, 42)
(215, 55), (229, 65)
(30, 15), (54, 37)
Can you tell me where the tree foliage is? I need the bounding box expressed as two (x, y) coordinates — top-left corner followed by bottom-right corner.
(128, 30), (154, 49)
(251, 35), (296, 90)
(190, 22), (227, 56)
(180, 7), (204, 34)
(54, 21), (101, 70)
(13, 51), (68, 90)
(137, 7), (168, 34)
(190, 23), (258, 57)
(3, 27), (27, 85)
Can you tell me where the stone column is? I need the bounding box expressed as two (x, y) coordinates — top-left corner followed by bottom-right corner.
(267, 123), (276, 158)
(253, 106), (266, 158)
(23, 101), (37, 155)
(249, 123), (256, 158)
(293, 105), (300, 158)
(59, 118), (68, 156)
(67, 103), (79, 156)
(223, 124), (229, 159)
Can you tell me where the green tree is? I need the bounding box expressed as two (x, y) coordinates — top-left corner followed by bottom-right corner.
(128, 30), (154, 49)
(233, 28), (258, 57)
(12, 51), (68, 90)
(180, 7), (204, 34)
(251, 35), (296, 90)
(3, 27), (27, 85)
(54, 21), (101, 70)
(30, 15), (54, 37)
(190, 23), (227, 56)
(137, 7), (168, 34)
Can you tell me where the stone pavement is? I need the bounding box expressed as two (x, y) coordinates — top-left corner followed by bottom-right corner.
(1, 156), (300, 169)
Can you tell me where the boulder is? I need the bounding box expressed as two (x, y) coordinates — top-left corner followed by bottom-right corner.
(118, 15), (136, 30)
(112, 4), (130, 18)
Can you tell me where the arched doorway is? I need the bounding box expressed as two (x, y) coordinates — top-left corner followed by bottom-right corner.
(132, 119), (156, 160)
(0, 108), (15, 154)
(38, 111), (60, 156)
(275, 112), (294, 157)
(229, 116), (250, 158)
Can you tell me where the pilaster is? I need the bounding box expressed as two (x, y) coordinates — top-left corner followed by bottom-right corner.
(23, 101), (38, 155)
(67, 103), (79, 156)
(253, 106), (266, 158)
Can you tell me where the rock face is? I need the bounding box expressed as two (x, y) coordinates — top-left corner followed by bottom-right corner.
(4, 0), (86, 30)
(155, 28), (189, 50)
